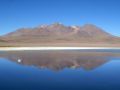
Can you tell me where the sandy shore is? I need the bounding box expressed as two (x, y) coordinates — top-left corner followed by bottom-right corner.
(0, 47), (120, 51)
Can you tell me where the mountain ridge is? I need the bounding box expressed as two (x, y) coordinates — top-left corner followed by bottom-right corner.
(3, 23), (112, 37)
(0, 23), (120, 47)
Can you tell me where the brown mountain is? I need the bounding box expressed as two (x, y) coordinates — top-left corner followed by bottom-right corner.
(1, 23), (120, 47)
(0, 39), (5, 42)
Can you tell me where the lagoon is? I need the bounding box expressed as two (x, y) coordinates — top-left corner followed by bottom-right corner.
(0, 50), (120, 90)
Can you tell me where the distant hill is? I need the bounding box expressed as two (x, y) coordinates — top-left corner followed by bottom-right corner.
(0, 23), (120, 47)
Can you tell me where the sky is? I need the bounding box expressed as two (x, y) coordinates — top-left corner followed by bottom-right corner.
(0, 0), (120, 36)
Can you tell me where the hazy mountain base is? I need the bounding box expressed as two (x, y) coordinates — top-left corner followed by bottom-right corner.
(0, 42), (120, 47)
(0, 37), (120, 47)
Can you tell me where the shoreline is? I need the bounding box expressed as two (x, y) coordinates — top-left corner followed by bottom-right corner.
(0, 47), (120, 51)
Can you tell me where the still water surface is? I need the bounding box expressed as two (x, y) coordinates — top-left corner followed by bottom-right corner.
(0, 50), (120, 90)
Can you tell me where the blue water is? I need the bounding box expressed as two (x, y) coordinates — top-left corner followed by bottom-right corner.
(0, 50), (120, 90)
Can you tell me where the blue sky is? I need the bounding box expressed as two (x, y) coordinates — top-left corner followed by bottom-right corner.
(0, 0), (120, 36)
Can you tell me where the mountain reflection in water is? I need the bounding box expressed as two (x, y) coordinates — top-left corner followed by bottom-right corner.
(0, 50), (120, 71)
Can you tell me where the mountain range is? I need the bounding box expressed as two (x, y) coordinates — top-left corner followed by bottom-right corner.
(0, 23), (120, 47)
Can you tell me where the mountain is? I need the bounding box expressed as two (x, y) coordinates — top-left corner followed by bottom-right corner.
(0, 37), (6, 43)
(0, 39), (4, 42)
(3, 23), (111, 38)
(1, 23), (120, 47)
